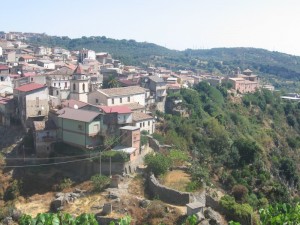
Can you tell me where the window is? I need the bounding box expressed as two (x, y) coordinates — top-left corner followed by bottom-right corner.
(56, 90), (59, 95)
(148, 121), (150, 126)
(96, 99), (99, 104)
(31, 77), (34, 82)
(120, 98), (122, 103)
(127, 96), (130, 102)
(73, 83), (76, 91)
(140, 123), (142, 127)
(36, 97), (39, 106)
(64, 82), (67, 88)
(93, 124), (99, 132)
(143, 122), (145, 127)
(59, 82), (61, 87)
(82, 83), (85, 92)
(78, 124), (83, 130)
(0, 77), (3, 81)
(54, 82), (56, 87)
(112, 98), (114, 104)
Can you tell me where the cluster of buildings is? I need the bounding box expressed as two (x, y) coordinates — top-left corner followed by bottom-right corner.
(0, 32), (274, 160)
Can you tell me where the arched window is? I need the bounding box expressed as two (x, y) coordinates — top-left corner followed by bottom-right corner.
(73, 83), (76, 91)
(82, 83), (85, 92)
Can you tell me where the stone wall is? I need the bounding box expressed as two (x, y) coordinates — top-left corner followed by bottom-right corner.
(148, 174), (206, 206)
(148, 136), (172, 152)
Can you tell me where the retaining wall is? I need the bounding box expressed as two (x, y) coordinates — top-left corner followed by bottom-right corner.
(148, 174), (206, 206)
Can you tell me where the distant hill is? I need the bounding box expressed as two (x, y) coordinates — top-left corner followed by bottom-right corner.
(27, 35), (300, 87)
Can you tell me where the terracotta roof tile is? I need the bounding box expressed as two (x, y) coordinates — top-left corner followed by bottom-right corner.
(15, 83), (46, 92)
(99, 105), (131, 114)
(132, 112), (153, 121)
(62, 99), (88, 109)
(0, 64), (9, 70)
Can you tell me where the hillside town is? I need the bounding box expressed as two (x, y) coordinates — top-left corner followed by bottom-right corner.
(1, 30), (300, 225)
(0, 32), (269, 165)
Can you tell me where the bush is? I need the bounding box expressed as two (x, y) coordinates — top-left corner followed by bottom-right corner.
(168, 149), (188, 167)
(232, 184), (248, 203)
(144, 153), (171, 176)
(152, 133), (165, 144)
(98, 150), (129, 162)
(220, 195), (254, 223)
(4, 180), (22, 201)
(59, 178), (73, 190)
(147, 200), (166, 218)
(140, 135), (148, 146)
(91, 175), (110, 192)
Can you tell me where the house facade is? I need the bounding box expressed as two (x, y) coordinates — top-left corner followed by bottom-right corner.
(14, 83), (49, 128)
(56, 108), (103, 149)
(88, 86), (148, 106)
(132, 112), (155, 134)
(33, 120), (57, 157)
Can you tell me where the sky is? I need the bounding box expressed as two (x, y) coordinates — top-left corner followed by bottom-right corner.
(1, 0), (300, 55)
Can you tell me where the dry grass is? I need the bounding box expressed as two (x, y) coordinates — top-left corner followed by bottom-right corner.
(160, 170), (191, 192)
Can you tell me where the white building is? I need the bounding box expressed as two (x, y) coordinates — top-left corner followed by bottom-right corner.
(132, 112), (155, 134)
(88, 86), (149, 106)
(36, 60), (55, 70)
(79, 49), (96, 62)
(0, 47), (2, 56)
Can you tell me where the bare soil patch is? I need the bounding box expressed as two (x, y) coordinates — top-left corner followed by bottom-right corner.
(160, 170), (191, 192)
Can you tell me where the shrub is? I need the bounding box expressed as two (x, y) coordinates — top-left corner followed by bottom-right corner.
(59, 178), (73, 190)
(98, 151), (129, 162)
(152, 132), (165, 144)
(140, 135), (148, 146)
(232, 184), (248, 203)
(168, 149), (188, 167)
(4, 179), (22, 201)
(144, 153), (171, 176)
(147, 200), (166, 218)
(91, 175), (110, 192)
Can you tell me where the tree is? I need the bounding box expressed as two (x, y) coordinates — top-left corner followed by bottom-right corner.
(232, 137), (260, 166)
(232, 184), (248, 203)
(103, 75), (120, 89)
(91, 175), (110, 192)
(144, 153), (172, 176)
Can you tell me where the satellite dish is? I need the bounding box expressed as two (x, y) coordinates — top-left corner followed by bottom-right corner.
(74, 104), (78, 109)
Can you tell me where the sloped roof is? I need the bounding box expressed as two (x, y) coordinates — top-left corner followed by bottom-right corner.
(0, 64), (9, 70)
(99, 105), (131, 114)
(14, 83), (45, 92)
(98, 86), (146, 97)
(132, 112), (153, 122)
(57, 108), (100, 123)
(62, 99), (88, 109)
(148, 75), (164, 83)
(243, 69), (253, 73)
(122, 102), (145, 111)
(73, 64), (84, 74)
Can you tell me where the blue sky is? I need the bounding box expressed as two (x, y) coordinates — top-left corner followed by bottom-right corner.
(1, 0), (300, 55)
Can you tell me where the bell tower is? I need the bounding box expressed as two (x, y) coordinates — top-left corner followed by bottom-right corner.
(69, 64), (90, 102)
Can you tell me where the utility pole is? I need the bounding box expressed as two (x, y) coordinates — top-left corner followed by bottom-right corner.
(109, 156), (112, 177)
(99, 150), (102, 176)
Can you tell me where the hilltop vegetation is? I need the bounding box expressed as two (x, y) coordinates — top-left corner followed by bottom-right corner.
(157, 82), (300, 208)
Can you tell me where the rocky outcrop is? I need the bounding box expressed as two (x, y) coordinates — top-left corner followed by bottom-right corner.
(50, 189), (86, 212)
